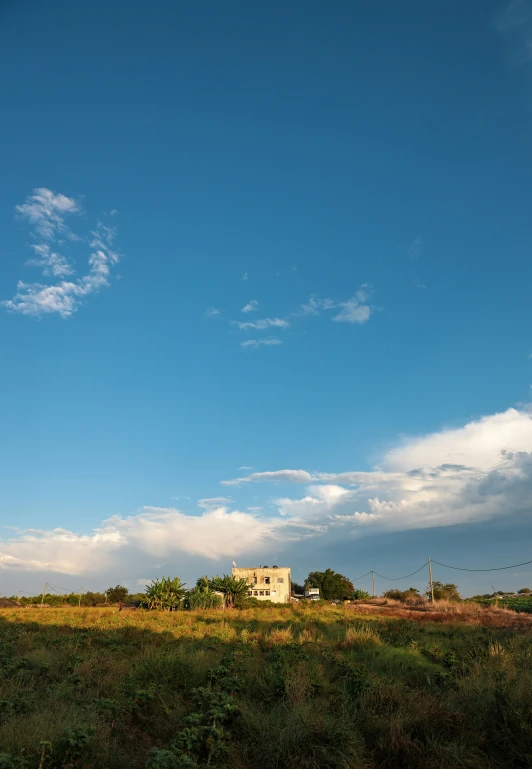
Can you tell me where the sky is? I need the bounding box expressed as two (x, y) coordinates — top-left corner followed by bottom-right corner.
(1, 0), (532, 597)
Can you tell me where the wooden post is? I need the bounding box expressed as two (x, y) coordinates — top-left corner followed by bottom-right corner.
(41, 582), (46, 609)
(371, 570), (375, 598)
(428, 558), (435, 603)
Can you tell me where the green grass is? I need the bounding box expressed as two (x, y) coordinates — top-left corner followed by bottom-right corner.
(0, 605), (531, 768)
(470, 596), (532, 613)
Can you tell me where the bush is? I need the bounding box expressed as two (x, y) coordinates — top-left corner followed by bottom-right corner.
(383, 588), (420, 603)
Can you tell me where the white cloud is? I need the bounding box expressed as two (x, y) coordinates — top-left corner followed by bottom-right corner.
(16, 188), (80, 240)
(0, 506), (290, 575)
(214, 285), (374, 347)
(0, 525), (125, 574)
(408, 236), (424, 260)
(222, 408), (532, 536)
(275, 485), (355, 519)
(4, 192), (120, 319)
(205, 307), (220, 317)
(222, 469), (315, 486)
(240, 338), (282, 349)
(300, 296), (335, 315)
(333, 287), (372, 324)
(242, 272), (248, 281)
(197, 497), (232, 510)
(236, 317), (289, 330)
(27, 244), (73, 278)
(4, 408), (531, 582)
(300, 285), (373, 325)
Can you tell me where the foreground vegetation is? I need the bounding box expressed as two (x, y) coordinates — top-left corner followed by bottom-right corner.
(0, 603), (531, 768)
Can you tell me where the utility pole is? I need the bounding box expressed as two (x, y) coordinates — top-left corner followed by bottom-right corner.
(428, 558), (435, 603)
(41, 582), (46, 609)
(371, 570), (375, 598)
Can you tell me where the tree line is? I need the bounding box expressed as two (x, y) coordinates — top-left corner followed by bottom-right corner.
(5, 568), (530, 608)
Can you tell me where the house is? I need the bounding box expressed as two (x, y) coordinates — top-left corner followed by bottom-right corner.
(304, 587), (320, 601)
(232, 565), (291, 603)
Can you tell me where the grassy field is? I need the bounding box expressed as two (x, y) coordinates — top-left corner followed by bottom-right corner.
(0, 603), (531, 769)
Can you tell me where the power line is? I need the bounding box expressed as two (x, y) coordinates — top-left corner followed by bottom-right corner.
(373, 562), (428, 581)
(46, 582), (84, 594)
(431, 557), (532, 572)
(352, 570), (373, 581)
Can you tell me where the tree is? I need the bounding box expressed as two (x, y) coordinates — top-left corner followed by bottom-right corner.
(106, 585), (129, 604)
(291, 582), (304, 595)
(518, 587), (531, 594)
(183, 576), (223, 610)
(83, 592), (106, 607)
(305, 569), (355, 600)
(144, 577), (186, 610)
(209, 575), (249, 608)
(426, 581), (461, 602)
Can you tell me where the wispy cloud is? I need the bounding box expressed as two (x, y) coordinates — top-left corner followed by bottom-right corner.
(27, 244), (73, 278)
(497, 1), (532, 62)
(240, 338), (282, 349)
(333, 286), (372, 324)
(300, 297), (335, 315)
(222, 469), (315, 486)
(408, 236), (424, 260)
(242, 272), (248, 281)
(213, 284), (374, 347)
(197, 497), (232, 510)
(300, 285), (373, 325)
(16, 187), (80, 241)
(236, 317), (289, 330)
(3, 196), (120, 319)
(205, 307), (220, 317)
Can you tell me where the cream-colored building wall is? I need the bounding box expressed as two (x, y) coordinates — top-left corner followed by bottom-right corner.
(232, 566), (291, 603)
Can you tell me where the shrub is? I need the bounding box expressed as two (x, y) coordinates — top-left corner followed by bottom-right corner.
(383, 587), (420, 603)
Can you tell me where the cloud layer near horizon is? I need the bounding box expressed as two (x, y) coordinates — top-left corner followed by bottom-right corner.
(1, 407), (532, 582)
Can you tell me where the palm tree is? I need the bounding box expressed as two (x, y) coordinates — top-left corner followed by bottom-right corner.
(209, 575), (249, 608)
(144, 576), (186, 610)
(183, 575), (223, 610)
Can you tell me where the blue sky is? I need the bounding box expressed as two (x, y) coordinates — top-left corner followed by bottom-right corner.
(1, 0), (532, 596)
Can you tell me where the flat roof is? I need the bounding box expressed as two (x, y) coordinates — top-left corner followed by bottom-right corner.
(232, 566), (290, 570)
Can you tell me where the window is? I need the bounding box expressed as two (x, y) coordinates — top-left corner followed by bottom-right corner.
(252, 576), (257, 584)
(277, 577), (284, 583)
(265, 590), (270, 596)
(253, 591), (258, 596)
(271, 590), (276, 596)
(259, 590), (264, 596)
(264, 576), (270, 585)
(247, 591), (252, 596)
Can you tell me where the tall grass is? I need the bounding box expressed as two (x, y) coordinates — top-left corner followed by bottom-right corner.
(0, 604), (531, 767)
